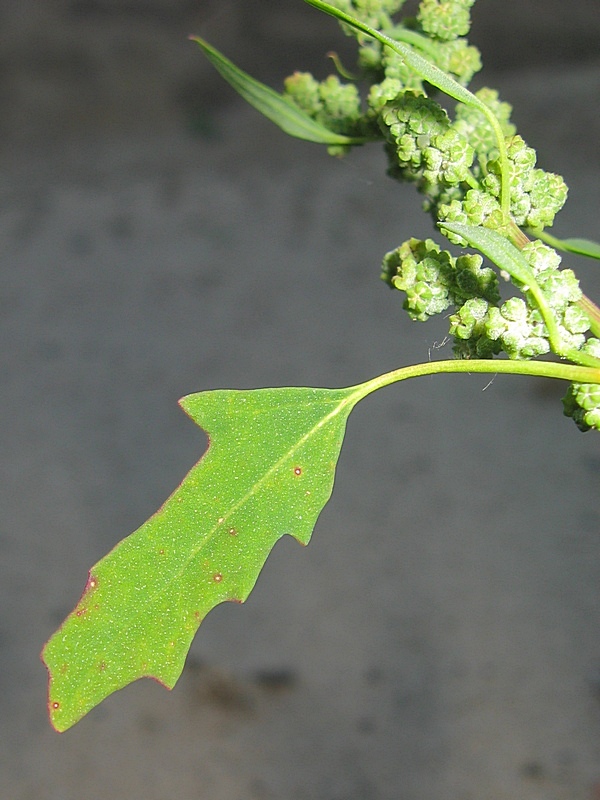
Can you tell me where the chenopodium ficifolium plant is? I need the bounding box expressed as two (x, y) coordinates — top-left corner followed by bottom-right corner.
(42, 0), (600, 732)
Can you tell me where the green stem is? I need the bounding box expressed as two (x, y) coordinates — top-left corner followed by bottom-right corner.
(351, 358), (600, 402)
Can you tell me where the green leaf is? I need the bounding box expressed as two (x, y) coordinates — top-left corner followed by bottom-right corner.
(530, 229), (600, 261)
(559, 238), (600, 260)
(190, 36), (369, 146)
(439, 221), (538, 287)
(42, 385), (363, 732)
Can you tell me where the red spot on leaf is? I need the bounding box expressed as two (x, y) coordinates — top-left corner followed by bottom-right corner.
(52, 702), (60, 710)
(293, 466), (302, 476)
(75, 608), (87, 617)
(228, 527), (237, 536)
(213, 573), (223, 583)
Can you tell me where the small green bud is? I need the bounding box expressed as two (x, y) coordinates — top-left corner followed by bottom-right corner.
(537, 268), (582, 312)
(563, 382), (600, 432)
(484, 299), (550, 359)
(382, 237), (455, 320)
(283, 72), (322, 116)
(562, 304), (590, 335)
(525, 169), (568, 229)
(521, 241), (561, 275)
(581, 338), (600, 359)
(461, 190), (502, 227)
(315, 75), (364, 135)
(368, 78), (405, 114)
(449, 297), (489, 339)
(453, 88), (515, 161)
(454, 253), (500, 304)
(417, 0), (475, 41)
(434, 39), (482, 85)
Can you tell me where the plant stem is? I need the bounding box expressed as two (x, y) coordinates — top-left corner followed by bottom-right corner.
(352, 358), (600, 402)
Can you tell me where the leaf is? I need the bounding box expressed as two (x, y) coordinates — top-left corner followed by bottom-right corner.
(560, 238), (600, 260)
(42, 385), (364, 732)
(439, 221), (538, 287)
(527, 228), (600, 261)
(551, 237), (600, 260)
(190, 36), (369, 146)
(305, 0), (475, 108)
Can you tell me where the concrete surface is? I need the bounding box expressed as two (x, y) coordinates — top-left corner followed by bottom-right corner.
(1, 2), (600, 799)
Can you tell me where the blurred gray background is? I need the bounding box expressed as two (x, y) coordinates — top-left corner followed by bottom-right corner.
(1, 1), (600, 798)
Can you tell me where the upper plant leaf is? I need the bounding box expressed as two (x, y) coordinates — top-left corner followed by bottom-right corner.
(554, 237), (600, 260)
(42, 385), (363, 732)
(190, 36), (370, 146)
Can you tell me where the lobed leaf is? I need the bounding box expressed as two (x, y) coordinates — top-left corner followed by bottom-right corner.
(42, 385), (363, 732)
(191, 36), (370, 146)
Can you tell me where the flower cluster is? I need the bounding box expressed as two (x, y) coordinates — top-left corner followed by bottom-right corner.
(283, 72), (373, 138)
(384, 238), (594, 372)
(377, 93), (476, 195)
(562, 340), (600, 431)
(417, 0), (476, 42)
(381, 237), (499, 322)
(281, 0), (599, 430)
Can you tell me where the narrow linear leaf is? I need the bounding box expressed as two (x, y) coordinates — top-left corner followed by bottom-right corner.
(559, 238), (600, 260)
(42, 385), (363, 732)
(538, 234), (600, 261)
(190, 36), (368, 146)
(304, 0), (475, 106)
(439, 221), (537, 286)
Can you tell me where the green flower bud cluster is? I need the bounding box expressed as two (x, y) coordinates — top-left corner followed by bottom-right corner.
(277, 0), (600, 430)
(481, 135), (568, 229)
(453, 88), (516, 164)
(378, 93), (476, 194)
(417, 0), (476, 42)
(437, 189), (504, 243)
(383, 234), (593, 366)
(452, 298), (551, 360)
(433, 38), (482, 85)
(563, 340), (600, 431)
(381, 237), (499, 322)
(434, 132), (567, 237)
(450, 242), (591, 360)
(283, 72), (373, 138)
(325, 0), (406, 34)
